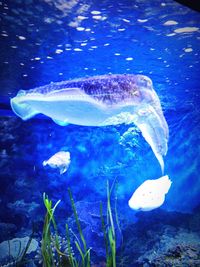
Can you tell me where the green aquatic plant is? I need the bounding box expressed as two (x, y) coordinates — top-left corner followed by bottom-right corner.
(67, 188), (91, 267)
(42, 192), (90, 267)
(65, 223), (78, 267)
(100, 180), (120, 267)
(41, 181), (120, 267)
(42, 193), (71, 267)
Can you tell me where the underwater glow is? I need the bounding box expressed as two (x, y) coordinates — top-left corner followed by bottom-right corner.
(1, 0), (200, 264)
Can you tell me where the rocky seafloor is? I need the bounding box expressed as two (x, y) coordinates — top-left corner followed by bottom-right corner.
(0, 206), (200, 266)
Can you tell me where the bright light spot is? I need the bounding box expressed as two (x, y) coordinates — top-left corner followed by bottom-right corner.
(92, 15), (102, 20)
(126, 57), (133, 61)
(118, 28), (125, 31)
(55, 49), (63, 54)
(137, 19), (148, 23)
(18, 35), (26, 40)
(76, 27), (85, 31)
(174, 27), (199, 34)
(166, 33), (176, 37)
(77, 16), (88, 20)
(74, 48), (83, 51)
(184, 48), (193, 52)
(114, 53), (121, 56)
(91, 10), (101, 15)
(122, 19), (130, 23)
(163, 20), (178, 26)
(34, 57), (41, 60)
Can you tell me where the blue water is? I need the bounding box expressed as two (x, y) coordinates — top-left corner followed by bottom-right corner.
(0, 0), (200, 266)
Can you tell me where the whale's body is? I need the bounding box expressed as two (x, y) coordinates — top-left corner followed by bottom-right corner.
(10, 74), (169, 172)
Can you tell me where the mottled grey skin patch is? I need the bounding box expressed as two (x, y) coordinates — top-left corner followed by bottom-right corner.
(27, 74), (153, 105)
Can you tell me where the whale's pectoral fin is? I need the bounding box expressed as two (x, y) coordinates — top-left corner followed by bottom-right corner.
(130, 105), (168, 174)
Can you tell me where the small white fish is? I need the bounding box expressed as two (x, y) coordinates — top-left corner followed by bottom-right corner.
(43, 151), (70, 174)
(128, 175), (172, 211)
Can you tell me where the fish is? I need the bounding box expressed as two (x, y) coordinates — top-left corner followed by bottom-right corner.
(128, 175), (172, 211)
(10, 74), (168, 172)
(43, 151), (71, 174)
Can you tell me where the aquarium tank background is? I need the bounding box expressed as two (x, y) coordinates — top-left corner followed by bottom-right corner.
(0, 0), (200, 266)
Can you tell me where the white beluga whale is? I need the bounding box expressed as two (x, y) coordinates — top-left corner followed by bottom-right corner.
(43, 151), (71, 174)
(10, 74), (169, 172)
(128, 175), (172, 211)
